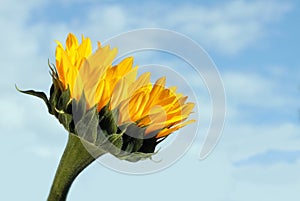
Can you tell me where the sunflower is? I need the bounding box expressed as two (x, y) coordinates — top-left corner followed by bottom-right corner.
(18, 33), (197, 201)
(53, 33), (195, 143)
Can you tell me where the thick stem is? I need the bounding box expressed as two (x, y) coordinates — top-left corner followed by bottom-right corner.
(47, 133), (105, 201)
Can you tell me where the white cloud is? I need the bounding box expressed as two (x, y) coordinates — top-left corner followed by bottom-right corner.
(213, 66), (300, 160)
(3, 0), (288, 72)
(222, 122), (300, 159)
(166, 1), (291, 54)
(222, 70), (297, 108)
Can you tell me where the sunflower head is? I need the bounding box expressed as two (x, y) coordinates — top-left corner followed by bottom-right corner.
(18, 33), (195, 162)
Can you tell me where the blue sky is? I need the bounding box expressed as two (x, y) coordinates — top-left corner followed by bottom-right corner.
(1, 0), (300, 200)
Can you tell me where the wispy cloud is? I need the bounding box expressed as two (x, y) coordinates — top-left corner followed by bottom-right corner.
(25, 1), (292, 55)
(77, 0), (291, 54)
(223, 69), (299, 110)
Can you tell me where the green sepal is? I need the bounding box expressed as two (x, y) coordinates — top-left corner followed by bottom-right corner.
(49, 84), (61, 114)
(50, 85), (73, 131)
(56, 87), (71, 112)
(71, 92), (87, 124)
(121, 123), (144, 153)
(94, 128), (109, 147)
(98, 104), (118, 134)
(49, 70), (64, 114)
(108, 134), (123, 149)
(75, 106), (99, 144)
(16, 85), (52, 113)
(57, 112), (73, 132)
(138, 137), (159, 154)
(118, 151), (157, 162)
(102, 133), (123, 155)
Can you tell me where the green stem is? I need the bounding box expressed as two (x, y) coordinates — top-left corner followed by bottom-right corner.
(47, 133), (106, 201)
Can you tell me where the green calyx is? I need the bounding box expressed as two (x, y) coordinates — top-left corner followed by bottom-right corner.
(73, 94), (158, 162)
(17, 66), (161, 162)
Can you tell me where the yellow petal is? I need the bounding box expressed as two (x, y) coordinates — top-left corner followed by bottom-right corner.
(116, 57), (134, 76)
(67, 63), (79, 98)
(110, 78), (129, 110)
(66, 33), (79, 52)
(55, 44), (67, 87)
(129, 72), (151, 96)
(156, 119), (196, 138)
(142, 77), (165, 112)
(95, 80), (110, 111)
(77, 35), (92, 61)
